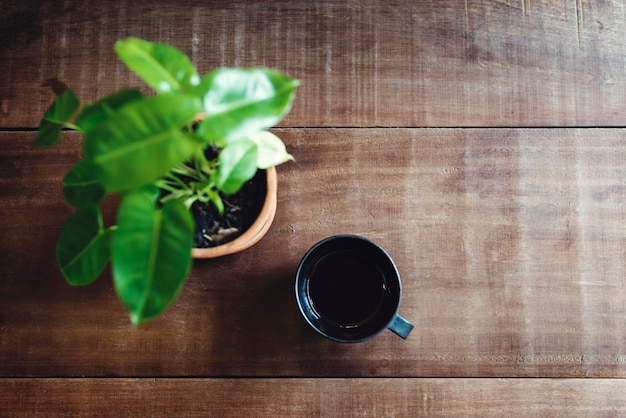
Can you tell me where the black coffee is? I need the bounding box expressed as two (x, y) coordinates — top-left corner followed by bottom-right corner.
(308, 250), (386, 325)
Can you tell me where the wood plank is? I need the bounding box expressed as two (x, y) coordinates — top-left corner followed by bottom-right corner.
(2, 378), (626, 417)
(2, 1), (626, 128)
(2, 129), (626, 377)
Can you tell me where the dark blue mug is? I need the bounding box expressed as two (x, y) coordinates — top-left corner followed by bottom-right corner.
(295, 235), (414, 343)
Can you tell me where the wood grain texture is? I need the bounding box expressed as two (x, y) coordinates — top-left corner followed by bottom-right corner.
(3, 2), (626, 411)
(2, 0), (626, 128)
(2, 129), (626, 378)
(2, 378), (626, 417)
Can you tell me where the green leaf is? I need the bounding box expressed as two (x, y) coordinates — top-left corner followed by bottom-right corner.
(248, 130), (294, 169)
(56, 206), (113, 285)
(112, 187), (194, 325)
(34, 89), (80, 146)
(215, 139), (258, 195)
(84, 94), (203, 192)
(115, 37), (200, 94)
(207, 188), (225, 215)
(76, 88), (143, 132)
(196, 68), (299, 145)
(62, 160), (106, 209)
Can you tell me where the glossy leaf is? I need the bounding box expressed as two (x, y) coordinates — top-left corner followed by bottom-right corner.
(115, 37), (200, 94)
(76, 88), (143, 132)
(62, 160), (106, 209)
(34, 89), (80, 146)
(215, 139), (258, 195)
(56, 206), (113, 285)
(112, 187), (194, 325)
(196, 68), (299, 144)
(84, 94), (203, 192)
(249, 130), (294, 169)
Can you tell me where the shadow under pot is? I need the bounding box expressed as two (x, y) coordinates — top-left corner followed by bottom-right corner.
(191, 166), (277, 259)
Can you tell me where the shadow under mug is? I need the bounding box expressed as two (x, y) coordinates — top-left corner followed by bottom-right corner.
(295, 235), (414, 343)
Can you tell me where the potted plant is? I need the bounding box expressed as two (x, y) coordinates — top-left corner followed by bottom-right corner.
(34, 37), (299, 325)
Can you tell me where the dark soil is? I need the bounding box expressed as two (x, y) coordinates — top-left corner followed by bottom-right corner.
(190, 169), (267, 248)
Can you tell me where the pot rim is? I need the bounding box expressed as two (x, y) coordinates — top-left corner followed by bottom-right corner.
(191, 166), (277, 259)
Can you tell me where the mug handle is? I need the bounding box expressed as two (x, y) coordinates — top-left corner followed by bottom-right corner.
(388, 314), (414, 339)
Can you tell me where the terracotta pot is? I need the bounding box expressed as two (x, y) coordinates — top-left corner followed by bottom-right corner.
(191, 166), (277, 259)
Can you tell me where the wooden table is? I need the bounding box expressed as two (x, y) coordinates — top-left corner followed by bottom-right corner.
(2, 1), (626, 415)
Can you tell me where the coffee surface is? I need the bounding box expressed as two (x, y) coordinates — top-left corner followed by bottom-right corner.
(308, 250), (386, 325)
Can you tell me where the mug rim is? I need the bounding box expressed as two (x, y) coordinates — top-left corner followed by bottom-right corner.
(295, 234), (403, 343)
